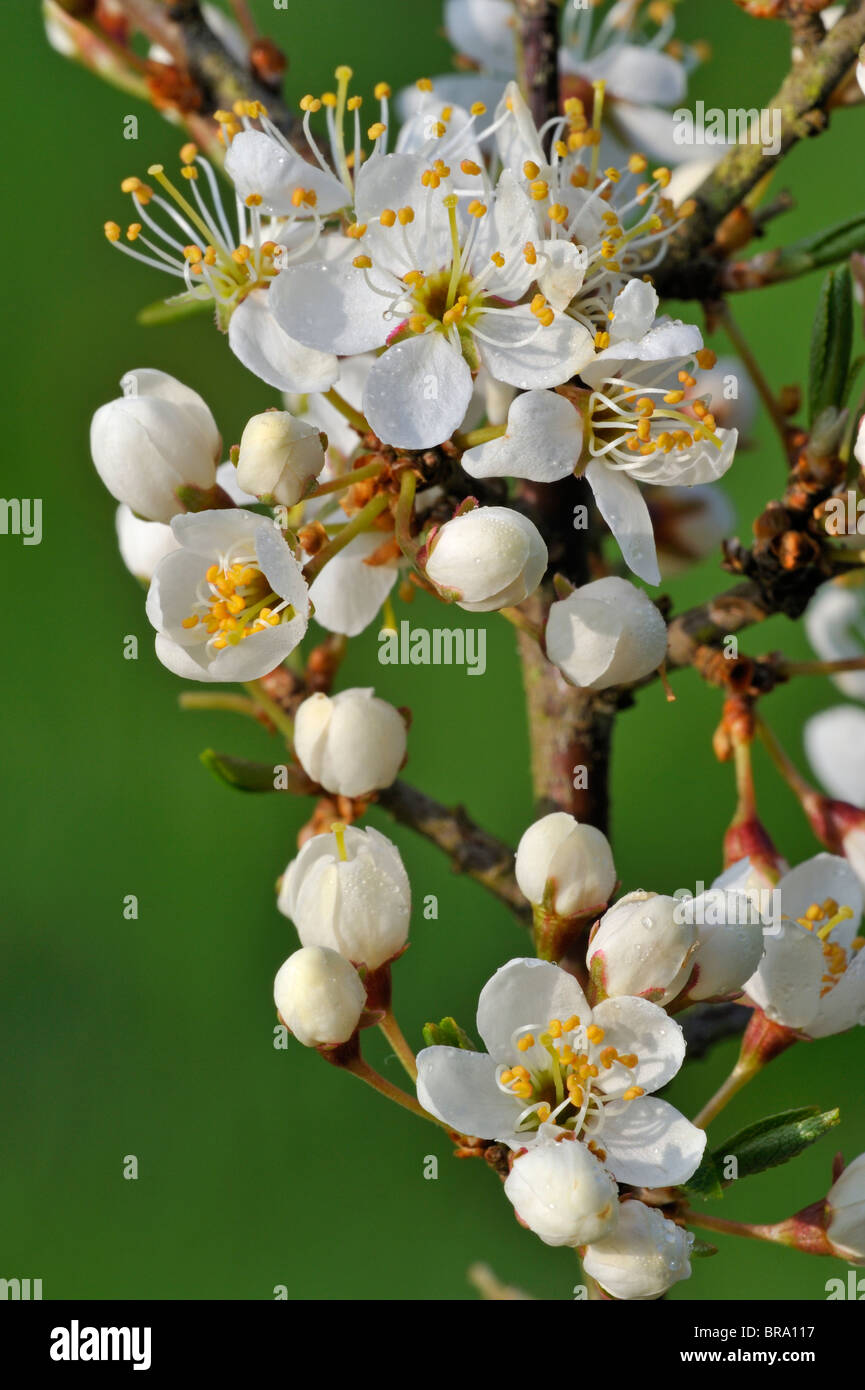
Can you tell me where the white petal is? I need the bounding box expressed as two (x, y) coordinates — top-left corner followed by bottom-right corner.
(777, 854), (863, 935)
(269, 259), (393, 356)
(608, 279), (659, 345)
(743, 922), (823, 1029)
(536, 239), (587, 312)
(445, 0), (517, 73)
(228, 291), (339, 393)
(475, 958), (590, 1064)
(569, 43), (686, 107)
(477, 305), (594, 388)
(591, 996), (686, 1096)
(805, 949), (865, 1038)
(362, 334), (474, 449)
(224, 128), (349, 216)
(805, 707), (865, 808)
(461, 389), (581, 482)
(308, 532), (399, 637)
(584, 460), (660, 585)
(601, 1096), (706, 1187)
(415, 1045), (523, 1139)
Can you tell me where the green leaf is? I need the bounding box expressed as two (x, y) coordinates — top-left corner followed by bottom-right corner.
(421, 1016), (477, 1050)
(713, 1106), (841, 1184)
(682, 1150), (725, 1202)
(766, 213), (865, 284)
(200, 750), (281, 793)
(809, 265), (853, 424)
(136, 292), (212, 326)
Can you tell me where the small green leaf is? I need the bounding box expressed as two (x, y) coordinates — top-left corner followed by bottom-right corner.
(422, 1016), (477, 1050)
(713, 1106), (841, 1183)
(201, 750), (281, 793)
(690, 1237), (719, 1258)
(765, 213), (865, 284)
(809, 265), (853, 424)
(682, 1150), (725, 1202)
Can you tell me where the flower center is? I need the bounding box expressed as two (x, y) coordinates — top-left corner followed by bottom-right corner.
(497, 1015), (644, 1155)
(795, 898), (864, 998)
(181, 548), (293, 652)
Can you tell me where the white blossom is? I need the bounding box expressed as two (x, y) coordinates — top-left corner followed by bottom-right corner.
(236, 410), (325, 506)
(743, 853), (865, 1038)
(805, 706), (865, 809)
(546, 577), (667, 690)
(293, 688), (407, 797)
(425, 506), (547, 611)
(278, 824), (411, 971)
(504, 1131), (619, 1247)
(582, 1199), (693, 1300)
(416, 957), (706, 1185)
(515, 812), (616, 918)
(145, 508), (310, 682)
(90, 369), (220, 523)
(273, 946), (365, 1047)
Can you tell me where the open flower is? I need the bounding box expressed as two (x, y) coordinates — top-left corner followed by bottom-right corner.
(416, 957), (706, 1185)
(145, 508), (310, 682)
(743, 853), (865, 1038)
(90, 369), (221, 523)
(269, 149), (593, 448)
(293, 687), (407, 797)
(278, 824), (411, 971)
(546, 576), (668, 690)
(582, 1199), (693, 1300)
(504, 1130), (619, 1248)
(425, 505), (547, 611)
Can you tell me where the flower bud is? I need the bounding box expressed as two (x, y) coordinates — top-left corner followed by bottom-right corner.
(293, 687), (407, 797)
(582, 1200), (693, 1300)
(279, 824), (411, 970)
(515, 812), (616, 918)
(90, 369), (220, 523)
(425, 506), (547, 612)
(546, 577), (668, 690)
(826, 1152), (865, 1263)
(679, 886), (766, 1002)
(504, 1137), (619, 1248)
(273, 946), (366, 1047)
(236, 409), (325, 506)
(115, 504), (179, 583)
(588, 891), (696, 1005)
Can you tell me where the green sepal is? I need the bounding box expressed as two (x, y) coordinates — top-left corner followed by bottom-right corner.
(200, 750), (302, 793)
(690, 1237), (719, 1257)
(422, 1016), (477, 1050)
(809, 265), (853, 424)
(137, 292), (211, 326)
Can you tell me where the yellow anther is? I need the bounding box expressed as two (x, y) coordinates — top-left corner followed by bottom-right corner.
(461, 159), (482, 176)
(397, 206), (415, 225)
(548, 203), (568, 224)
(104, 221), (121, 242)
(618, 1053), (638, 1069)
(490, 251), (505, 267)
(570, 165), (589, 188)
(291, 187), (317, 208)
(367, 122), (386, 140)
(347, 96), (362, 111)
(536, 1103), (551, 1121)
(678, 371), (697, 387)
(516, 1034), (535, 1052)
(628, 153), (648, 174)
(636, 397), (655, 417)
(416, 78), (433, 92)
(126, 223), (142, 241)
(599, 1047), (618, 1069)
(181, 615), (198, 629)
(183, 244), (203, 263)
(408, 315), (428, 334)
(431, 121), (446, 138)
(180, 164), (198, 180)
(523, 160), (540, 179)
(554, 139), (567, 158)
(622, 1086), (645, 1101)
(593, 331), (610, 350)
(563, 1016), (580, 1031)
(380, 208), (396, 227)
(529, 179), (549, 201)
(470, 101), (487, 115)
(523, 242), (537, 265)
(120, 176), (141, 194)
(467, 199), (487, 218)
(677, 198), (697, 220)
(346, 222), (367, 239)
(663, 389), (685, 404)
(500, 1069), (514, 1085)
(352, 255), (372, 269)
(245, 193), (263, 207)
(604, 167), (621, 183)
(232, 245), (251, 264)
(696, 348), (717, 370)
(586, 1025), (605, 1045)
(547, 1019), (562, 1039)
(374, 82), (391, 99)
(852, 937), (865, 952)
(652, 166), (671, 187)
(402, 269), (425, 286)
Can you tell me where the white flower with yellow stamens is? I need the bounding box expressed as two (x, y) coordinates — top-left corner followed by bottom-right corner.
(145, 508), (310, 683)
(743, 854), (865, 1038)
(416, 957), (706, 1185)
(462, 299), (735, 585)
(103, 125), (338, 393)
(269, 147), (594, 448)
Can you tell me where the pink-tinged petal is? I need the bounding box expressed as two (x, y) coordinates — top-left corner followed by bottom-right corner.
(591, 995), (686, 1096)
(362, 334), (473, 448)
(601, 1096), (706, 1187)
(476, 958), (589, 1064)
(584, 460), (661, 585)
(415, 1046), (523, 1139)
(228, 291), (339, 393)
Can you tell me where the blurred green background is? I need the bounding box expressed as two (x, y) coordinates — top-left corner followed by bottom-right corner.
(2, 0), (864, 1301)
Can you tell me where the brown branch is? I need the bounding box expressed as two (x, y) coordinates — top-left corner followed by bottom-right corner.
(654, 0), (865, 299)
(679, 1002), (752, 1060)
(112, 0), (301, 138)
(515, 0), (560, 135)
(376, 781), (530, 927)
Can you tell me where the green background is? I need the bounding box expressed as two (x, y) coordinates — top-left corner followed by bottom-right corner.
(2, 0), (864, 1300)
